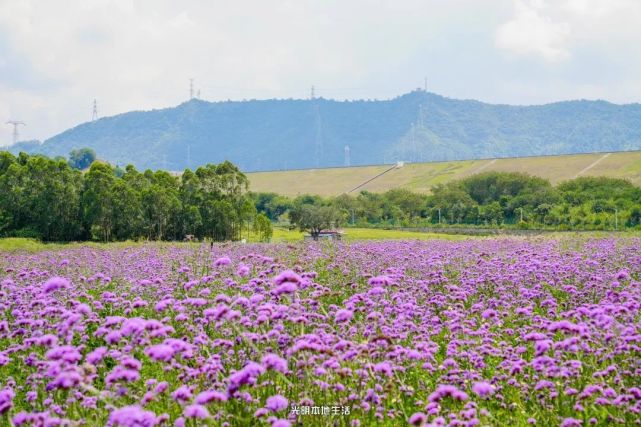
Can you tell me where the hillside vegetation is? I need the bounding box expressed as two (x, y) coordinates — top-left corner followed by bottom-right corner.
(253, 171), (641, 231)
(9, 90), (641, 171)
(248, 151), (641, 196)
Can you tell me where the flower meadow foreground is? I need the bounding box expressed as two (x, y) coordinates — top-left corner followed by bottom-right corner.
(1, 239), (641, 426)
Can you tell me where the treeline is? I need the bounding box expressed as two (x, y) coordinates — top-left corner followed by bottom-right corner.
(2, 150), (640, 242)
(0, 152), (272, 242)
(252, 172), (641, 230)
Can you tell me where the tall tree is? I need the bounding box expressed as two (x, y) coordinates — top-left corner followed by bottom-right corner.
(82, 162), (116, 241)
(68, 148), (97, 170)
(290, 204), (342, 240)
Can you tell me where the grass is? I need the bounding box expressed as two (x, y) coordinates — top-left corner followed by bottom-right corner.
(0, 228), (470, 252)
(256, 227), (472, 242)
(0, 238), (146, 253)
(340, 227), (470, 241)
(7, 228), (634, 252)
(0, 238), (49, 252)
(246, 151), (641, 196)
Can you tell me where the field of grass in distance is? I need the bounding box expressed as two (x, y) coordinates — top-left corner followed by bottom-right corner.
(247, 151), (641, 196)
(0, 228), (470, 252)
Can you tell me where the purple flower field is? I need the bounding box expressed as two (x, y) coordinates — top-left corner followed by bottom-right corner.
(1, 238), (641, 426)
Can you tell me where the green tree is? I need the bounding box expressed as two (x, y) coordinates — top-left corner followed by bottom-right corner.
(141, 173), (180, 240)
(290, 204), (342, 240)
(82, 162), (116, 241)
(68, 148), (97, 170)
(111, 180), (143, 240)
(253, 213), (273, 242)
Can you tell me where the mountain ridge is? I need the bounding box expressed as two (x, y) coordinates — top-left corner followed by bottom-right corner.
(8, 90), (641, 172)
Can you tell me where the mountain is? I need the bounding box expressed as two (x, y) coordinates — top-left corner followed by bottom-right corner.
(6, 140), (43, 154)
(9, 90), (641, 172)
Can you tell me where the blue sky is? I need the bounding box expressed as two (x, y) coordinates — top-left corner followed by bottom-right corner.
(1, 0), (641, 144)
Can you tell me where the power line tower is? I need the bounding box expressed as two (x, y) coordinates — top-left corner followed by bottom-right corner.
(410, 122), (417, 163)
(310, 85), (315, 100)
(424, 76), (427, 92)
(313, 102), (323, 168)
(189, 78), (194, 100)
(92, 99), (98, 121)
(418, 103), (427, 129)
(6, 120), (26, 144)
(344, 145), (351, 167)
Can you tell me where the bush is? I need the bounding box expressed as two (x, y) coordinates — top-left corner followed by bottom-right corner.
(12, 227), (43, 240)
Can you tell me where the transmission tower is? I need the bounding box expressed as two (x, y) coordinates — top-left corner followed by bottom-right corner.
(344, 145), (351, 167)
(6, 120), (26, 144)
(313, 102), (323, 168)
(418, 104), (427, 129)
(310, 85), (315, 100)
(189, 78), (194, 99)
(92, 99), (98, 121)
(410, 122), (417, 163)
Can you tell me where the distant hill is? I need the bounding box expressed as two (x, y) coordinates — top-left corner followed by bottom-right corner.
(247, 151), (641, 196)
(8, 90), (641, 171)
(7, 140), (43, 154)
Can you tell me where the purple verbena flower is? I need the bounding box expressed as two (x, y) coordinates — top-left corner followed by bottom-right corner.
(265, 395), (288, 412)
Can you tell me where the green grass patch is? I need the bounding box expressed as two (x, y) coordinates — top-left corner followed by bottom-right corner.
(0, 238), (50, 252)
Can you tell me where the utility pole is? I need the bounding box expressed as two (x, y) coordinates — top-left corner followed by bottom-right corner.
(310, 85), (315, 100)
(92, 99), (98, 121)
(6, 121), (26, 144)
(438, 208), (442, 224)
(424, 76), (427, 92)
(189, 78), (194, 100)
(520, 207), (524, 222)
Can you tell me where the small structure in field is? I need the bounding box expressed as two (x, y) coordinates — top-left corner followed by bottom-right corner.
(303, 230), (344, 241)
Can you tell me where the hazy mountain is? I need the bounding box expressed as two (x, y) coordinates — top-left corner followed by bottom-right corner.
(9, 90), (641, 171)
(6, 140), (43, 154)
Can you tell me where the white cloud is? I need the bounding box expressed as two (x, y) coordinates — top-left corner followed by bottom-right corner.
(1, 0), (641, 146)
(495, 0), (641, 63)
(495, 0), (572, 62)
